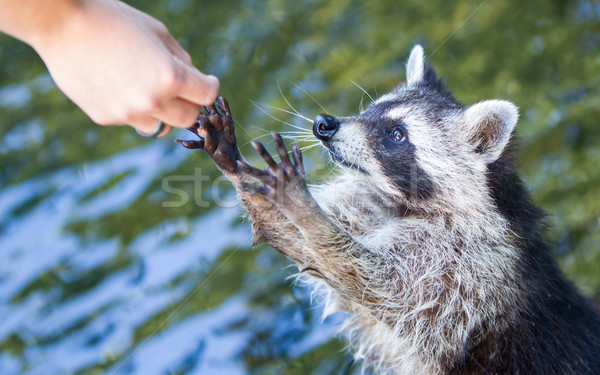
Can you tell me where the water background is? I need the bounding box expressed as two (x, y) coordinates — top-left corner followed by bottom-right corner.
(1, 0), (599, 374)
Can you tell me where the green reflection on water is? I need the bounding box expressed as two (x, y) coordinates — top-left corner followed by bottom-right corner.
(1, 0), (599, 374)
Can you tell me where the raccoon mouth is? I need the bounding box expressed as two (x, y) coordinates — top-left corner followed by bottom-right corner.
(328, 150), (369, 175)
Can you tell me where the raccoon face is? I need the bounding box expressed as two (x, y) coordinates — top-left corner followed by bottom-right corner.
(313, 106), (437, 200)
(313, 45), (519, 208)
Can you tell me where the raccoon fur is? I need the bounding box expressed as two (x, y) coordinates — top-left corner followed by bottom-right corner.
(178, 45), (600, 374)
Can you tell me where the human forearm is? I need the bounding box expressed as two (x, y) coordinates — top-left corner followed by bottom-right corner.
(0, 0), (81, 48)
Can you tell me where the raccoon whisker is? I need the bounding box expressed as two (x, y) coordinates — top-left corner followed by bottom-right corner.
(288, 80), (328, 114)
(322, 166), (337, 181)
(290, 139), (318, 144)
(279, 136), (314, 141)
(243, 133), (315, 147)
(283, 136), (316, 140)
(321, 148), (333, 166)
(250, 101), (308, 132)
(277, 80), (306, 120)
(285, 139), (317, 146)
(351, 79), (375, 104)
(300, 142), (321, 151)
(248, 125), (264, 133)
(242, 128), (280, 146)
(241, 136), (270, 147)
(359, 92), (366, 113)
(300, 143), (321, 152)
(284, 139), (316, 144)
(243, 127), (271, 142)
(285, 123), (315, 132)
(278, 128), (312, 133)
(276, 132), (316, 141)
(283, 137), (315, 142)
(277, 130), (314, 136)
(250, 100), (313, 123)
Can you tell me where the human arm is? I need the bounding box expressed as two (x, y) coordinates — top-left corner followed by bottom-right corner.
(0, 0), (219, 136)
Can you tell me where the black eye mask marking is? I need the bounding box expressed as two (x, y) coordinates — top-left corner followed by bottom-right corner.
(373, 143), (435, 200)
(358, 119), (434, 200)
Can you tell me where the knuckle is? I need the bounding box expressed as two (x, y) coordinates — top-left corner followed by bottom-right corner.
(161, 66), (184, 91)
(139, 96), (163, 113)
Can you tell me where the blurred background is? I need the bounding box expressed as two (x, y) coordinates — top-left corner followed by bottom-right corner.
(1, 0), (599, 374)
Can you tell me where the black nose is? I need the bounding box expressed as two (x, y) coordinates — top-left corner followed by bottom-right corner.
(313, 114), (340, 141)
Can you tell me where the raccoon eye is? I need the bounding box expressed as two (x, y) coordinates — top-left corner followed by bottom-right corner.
(389, 127), (405, 142)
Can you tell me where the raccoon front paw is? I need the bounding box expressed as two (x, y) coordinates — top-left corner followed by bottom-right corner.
(177, 96), (241, 174)
(238, 133), (316, 214)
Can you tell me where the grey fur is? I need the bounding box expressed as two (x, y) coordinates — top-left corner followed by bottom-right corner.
(180, 45), (600, 374)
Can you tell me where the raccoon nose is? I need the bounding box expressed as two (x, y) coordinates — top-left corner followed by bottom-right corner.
(313, 114), (340, 141)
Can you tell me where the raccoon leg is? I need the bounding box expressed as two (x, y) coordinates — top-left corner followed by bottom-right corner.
(177, 97), (305, 262)
(241, 134), (384, 308)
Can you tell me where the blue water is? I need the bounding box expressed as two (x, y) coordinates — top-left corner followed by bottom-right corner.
(0, 137), (346, 374)
(1, 0), (599, 373)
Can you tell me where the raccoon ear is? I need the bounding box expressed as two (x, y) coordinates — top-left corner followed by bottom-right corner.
(462, 100), (519, 163)
(406, 45), (425, 86)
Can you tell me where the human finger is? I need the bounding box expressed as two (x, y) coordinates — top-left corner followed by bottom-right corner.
(129, 116), (159, 133)
(177, 65), (220, 106)
(152, 97), (201, 129)
(129, 116), (172, 137)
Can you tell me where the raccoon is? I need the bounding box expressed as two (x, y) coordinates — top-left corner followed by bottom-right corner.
(178, 45), (600, 374)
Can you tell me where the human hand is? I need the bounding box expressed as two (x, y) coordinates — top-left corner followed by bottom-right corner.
(29, 0), (219, 137)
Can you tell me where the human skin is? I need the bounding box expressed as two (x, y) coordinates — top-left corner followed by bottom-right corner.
(0, 0), (219, 137)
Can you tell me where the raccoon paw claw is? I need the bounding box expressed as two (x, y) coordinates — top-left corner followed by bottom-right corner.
(176, 139), (205, 150)
(251, 140), (278, 171)
(244, 133), (311, 209)
(273, 133), (300, 177)
(177, 96), (241, 174)
(251, 134), (305, 179)
(215, 96), (232, 117)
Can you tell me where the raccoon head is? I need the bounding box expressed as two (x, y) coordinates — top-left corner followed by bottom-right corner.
(313, 45), (519, 211)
